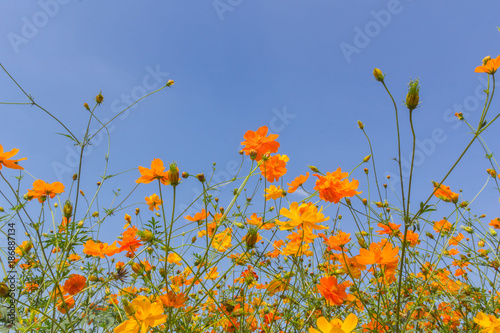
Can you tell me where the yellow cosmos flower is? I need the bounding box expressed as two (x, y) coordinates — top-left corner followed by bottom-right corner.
(474, 312), (500, 333)
(275, 202), (328, 232)
(309, 313), (358, 333)
(114, 296), (167, 333)
(264, 185), (285, 201)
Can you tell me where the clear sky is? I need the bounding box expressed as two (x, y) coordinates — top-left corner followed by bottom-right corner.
(1, 1), (500, 245)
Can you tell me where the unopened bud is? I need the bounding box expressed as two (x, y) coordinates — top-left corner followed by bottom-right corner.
(92, 211), (99, 218)
(308, 165), (319, 173)
(362, 198), (367, 206)
(123, 300), (135, 316)
(97, 181), (101, 186)
(95, 92), (104, 104)
(455, 112), (464, 120)
(182, 172), (189, 179)
(249, 150), (258, 160)
(73, 174), (78, 181)
(137, 230), (154, 242)
(0, 283), (9, 297)
(63, 201), (73, 218)
(196, 173), (205, 182)
(364, 168), (368, 174)
(363, 155), (371, 163)
(405, 78), (420, 111)
(373, 68), (385, 82)
(192, 236), (197, 243)
(357, 120), (364, 129)
(166, 79), (174, 87)
(83, 103), (90, 110)
(483, 56), (492, 66)
(135, 208), (140, 215)
(245, 229), (259, 248)
(168, 162), (179, 187)
(478, 240), (485, 248)
(131, 262), (143, 274)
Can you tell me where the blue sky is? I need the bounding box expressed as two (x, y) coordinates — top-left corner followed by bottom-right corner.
(1, 1), (500, 248)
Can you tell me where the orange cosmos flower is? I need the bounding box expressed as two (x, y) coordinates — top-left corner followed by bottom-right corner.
(56, 294), (75, 314)
(475, 55), (500, 74)
(63, 274), (86, 295)
(317, 276), (348, 306)
(25, 283), (39, 292)
(27, 179), (65, 203)
(241, 126), (280, 161)
(314, 168), (361, 204)
(489, 218), (500, 230)
(185, 209), (209, 222)
(377, 222), (401, 236)
(357, 240), (399, 267)
(136, 158), (170, 185)
(399, 229), (420, 247)
(432, 181), (458, 203)
(324, 230), (351, 251)
(160, 291), (186, 308)
(145, 193), (162, 211)
(260, 154), (289, 183)
(118, 226), (142, 255)
(205, 266), (219, 280)
(0, 145), (26, 170)
(449, 233), (465, 246)
(287, 172), (309, 193)
(82, 239), (119, 258)
(114, 296), (167, 333)
(433, 219), (452, 233)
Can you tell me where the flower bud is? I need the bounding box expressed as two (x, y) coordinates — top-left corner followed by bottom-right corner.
(249, 150), (258, 160)
(135, 208), (140, 215)
(357, 120), (364, 129)
(63, 201), (73, 218)
(83, 103), (90, 110)
(168, 162), (179, 187)
(181, 172), (189, 179)
(196, 173), (205, 182)
(137, 230), (154, 242)
(166, 79), (174, 87)
(478, 240), (485, 247)
(97, 181), (101, 186)
(80, 190), (85, 196)
(483, 56), (491, 66)
(455, 112), (464, 120)
(363, 155), (371, 163)
(92, 211), (99, 218)
(245, 229), (259, 248)
(490, 228), (497, 237)
(73, 174), (78, 180)
(373, 68), (385, 82)
(0, 283), (9, 297)
(405, 78), (420, 111)
(364, 168), (368, 174)
(89, 275), (98, 282)
(95, 92), (104, 104)
(362, 198), (367, 206)
(131, 262), (143, 274)
(192, 236), (197, 243)
(308, 165), (319, 173)
(123, 300), (135, 316)
(0, 207), (3, 212)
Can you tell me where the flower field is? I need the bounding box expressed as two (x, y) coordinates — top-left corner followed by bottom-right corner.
(1, 56), (500, 333)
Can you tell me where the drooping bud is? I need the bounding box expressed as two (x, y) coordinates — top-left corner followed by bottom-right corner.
(373, 68), (385, 82)
(405, 78), (420, 111)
